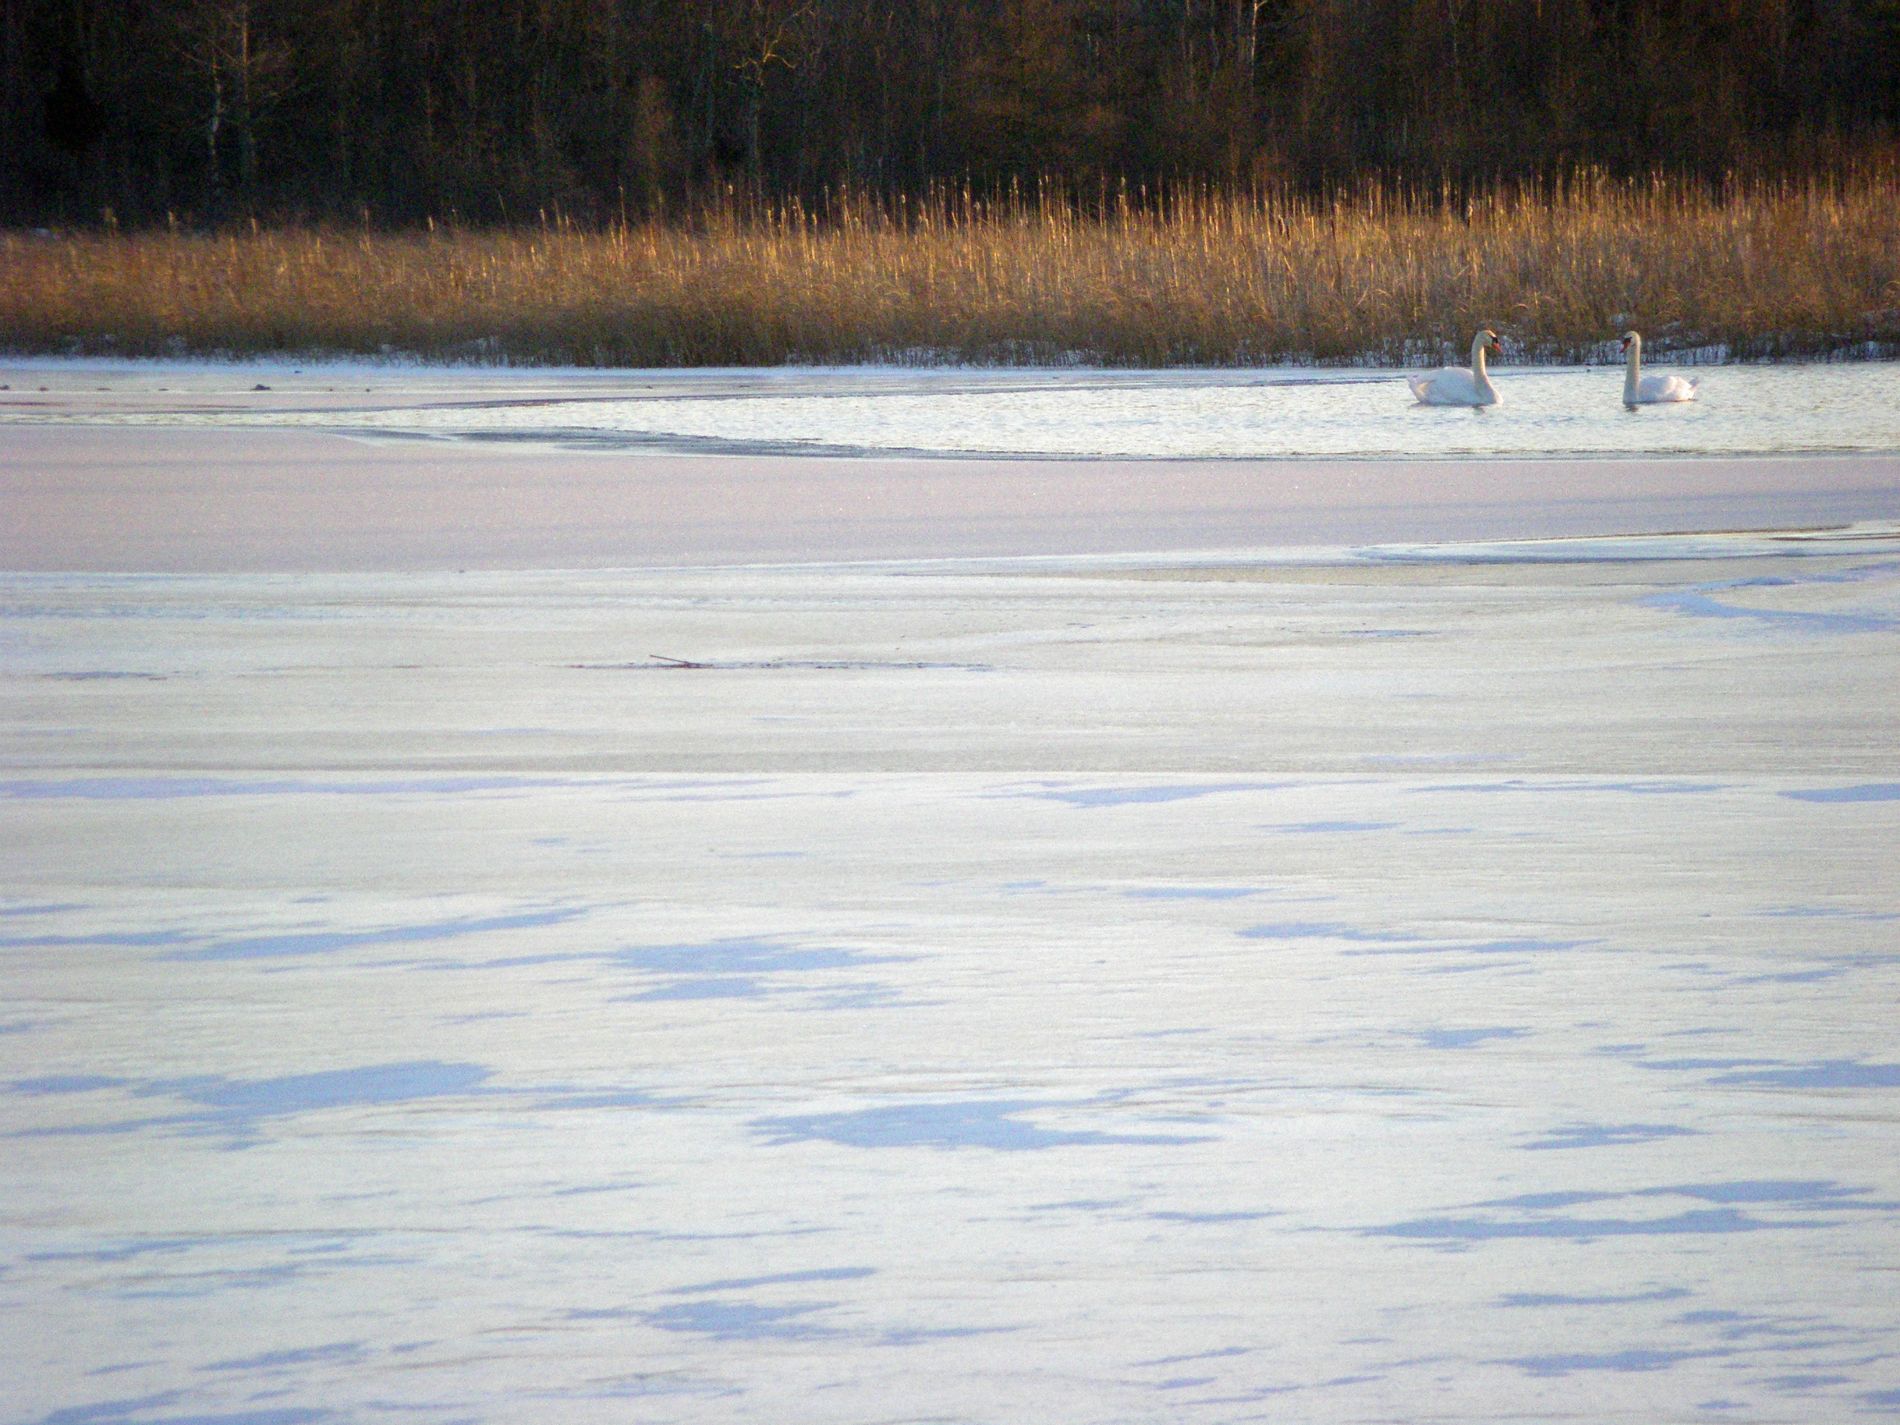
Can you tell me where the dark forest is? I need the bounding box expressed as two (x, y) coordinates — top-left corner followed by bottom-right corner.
(6, 0), (1899, 227)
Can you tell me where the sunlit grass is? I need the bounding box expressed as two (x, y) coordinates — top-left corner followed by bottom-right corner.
(5, 166), (1898, 367)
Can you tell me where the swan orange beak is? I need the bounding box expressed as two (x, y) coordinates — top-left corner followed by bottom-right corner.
(1619, 337), (1631, 352)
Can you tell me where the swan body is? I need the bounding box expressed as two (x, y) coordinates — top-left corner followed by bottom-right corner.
(1408, 329), (1503, 406)
(1621, 331), (1698, 404)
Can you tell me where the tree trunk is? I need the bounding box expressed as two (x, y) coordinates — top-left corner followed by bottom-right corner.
(205, 46), (224, 208)
(236, 1), (257, 199)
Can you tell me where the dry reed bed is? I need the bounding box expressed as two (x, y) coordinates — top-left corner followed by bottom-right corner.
(5, 172), (1898, 367)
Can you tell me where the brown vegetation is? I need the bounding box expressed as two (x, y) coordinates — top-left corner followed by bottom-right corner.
(5, 167), (1898, 368)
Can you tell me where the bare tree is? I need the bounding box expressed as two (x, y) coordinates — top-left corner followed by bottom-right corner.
(717, 0), (816, 181)
(175, 0), (290, 208)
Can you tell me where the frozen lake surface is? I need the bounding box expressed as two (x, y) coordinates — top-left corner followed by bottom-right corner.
(3, 365), (1900, 1423)
(4, 357), (1900, 458)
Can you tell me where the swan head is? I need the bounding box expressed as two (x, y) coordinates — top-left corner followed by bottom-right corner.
(1620, 330), (1640, 353)
(1477, 329), (1501, 356)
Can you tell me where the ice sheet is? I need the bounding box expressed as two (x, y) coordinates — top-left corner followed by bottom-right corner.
(3, 366), (1899, 1424)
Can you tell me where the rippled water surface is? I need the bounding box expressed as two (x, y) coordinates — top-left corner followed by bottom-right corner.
(8, 360), (1900, 458)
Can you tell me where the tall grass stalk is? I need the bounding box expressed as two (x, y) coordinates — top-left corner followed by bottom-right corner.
(5, 167), (1898, 367)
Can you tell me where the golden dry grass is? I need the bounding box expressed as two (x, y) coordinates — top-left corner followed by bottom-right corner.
(5, 168), (1899, 367)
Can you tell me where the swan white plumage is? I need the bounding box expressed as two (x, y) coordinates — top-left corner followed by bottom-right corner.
(1621, 330), (1698, 405)
(1408, 329), (1503, 406)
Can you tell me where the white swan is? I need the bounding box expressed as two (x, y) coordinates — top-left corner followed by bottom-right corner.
(1408, 329), (1503, 406)
(1621, 331), (1698, 405)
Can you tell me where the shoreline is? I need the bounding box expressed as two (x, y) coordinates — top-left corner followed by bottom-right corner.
(9, 342), (1900, 373)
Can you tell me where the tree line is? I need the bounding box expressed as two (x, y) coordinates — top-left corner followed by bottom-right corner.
(6, 0), (1898, 227)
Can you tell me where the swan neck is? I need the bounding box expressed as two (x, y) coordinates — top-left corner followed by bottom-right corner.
(1624, 340), (1641, 399)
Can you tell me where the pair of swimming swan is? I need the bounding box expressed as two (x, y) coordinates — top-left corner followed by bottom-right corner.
(1407, 329), (1700, 406)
